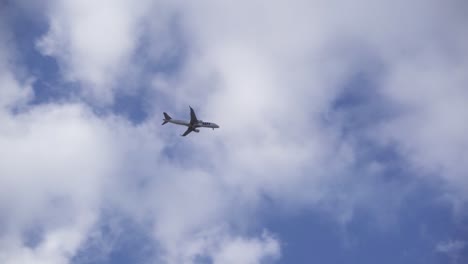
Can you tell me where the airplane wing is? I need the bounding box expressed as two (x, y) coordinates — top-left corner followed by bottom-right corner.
(189, 106), (198, 125)
(181, 127), (193, 137)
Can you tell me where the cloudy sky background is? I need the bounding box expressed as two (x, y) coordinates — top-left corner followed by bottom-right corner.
(1, 0), (467, 263)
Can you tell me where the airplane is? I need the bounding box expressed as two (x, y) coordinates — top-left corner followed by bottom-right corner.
(162, 106), (220, 136)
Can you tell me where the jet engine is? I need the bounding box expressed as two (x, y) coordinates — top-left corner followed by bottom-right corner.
(194, 129), (200, 133)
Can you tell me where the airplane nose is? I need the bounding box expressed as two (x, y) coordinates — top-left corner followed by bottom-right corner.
(215, 124), (220, 128)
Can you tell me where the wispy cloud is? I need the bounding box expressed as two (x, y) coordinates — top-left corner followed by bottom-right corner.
(436, 240), (467, 264)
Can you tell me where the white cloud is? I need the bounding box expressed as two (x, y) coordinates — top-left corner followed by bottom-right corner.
(0, 103), (116, 263)
(211, 231), (280, 264)
(377, 54), (468, 193)
(0, 17), (119, 260)
(0, 15), (33, 110)
(436, 240), (466, 264)
(214, 234), (280, 264)
(0, 214), (95, 264)
(2, 0), (468, 263)
(138, 1), (468, 258)
(146, 226), (281, 264)
(167, 0), (468, 198)
(0, 69), (32, 110)
(36, 0), (153, 103)
(437, 240), (466, 253)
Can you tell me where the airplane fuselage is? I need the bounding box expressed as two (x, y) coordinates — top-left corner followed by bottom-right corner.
(166, 119), (190, 127)
(166, 119), (219, 129)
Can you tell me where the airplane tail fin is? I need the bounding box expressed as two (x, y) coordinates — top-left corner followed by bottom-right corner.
(162, 112), (171, 125)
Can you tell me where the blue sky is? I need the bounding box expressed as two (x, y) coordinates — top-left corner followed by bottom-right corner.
(1, 1), (467, 263)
